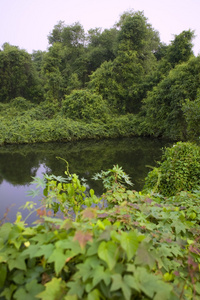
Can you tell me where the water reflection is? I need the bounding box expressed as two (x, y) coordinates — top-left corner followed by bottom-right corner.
(0, 137), (172, 223)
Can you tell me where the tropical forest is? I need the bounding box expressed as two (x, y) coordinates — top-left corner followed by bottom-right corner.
(0, 10), (200, 300)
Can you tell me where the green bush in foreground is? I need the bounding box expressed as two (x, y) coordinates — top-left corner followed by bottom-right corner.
(143, 142), (200, 196)
(1, 162), (200, 299)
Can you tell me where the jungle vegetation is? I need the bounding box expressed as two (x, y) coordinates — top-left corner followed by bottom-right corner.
(0, 10), (200, 144)
(1, 142), (200, 299)
(1, 10), (200, 299)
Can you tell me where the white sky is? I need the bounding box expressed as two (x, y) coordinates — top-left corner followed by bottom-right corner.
(0, 0), (200, 55)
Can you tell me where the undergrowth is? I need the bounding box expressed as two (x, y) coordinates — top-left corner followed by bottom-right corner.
(0, 112), (139, 145)
(0, 158), (200, 299)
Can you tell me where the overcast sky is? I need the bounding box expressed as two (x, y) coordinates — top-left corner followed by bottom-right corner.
(0, 0), (199, 55)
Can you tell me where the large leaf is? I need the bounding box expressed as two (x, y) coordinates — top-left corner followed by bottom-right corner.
(0, 223), (13, 243)
(120, 231), (140, 261)
(37, 278), (66, 300)
(135, 267), (172, 299)
(34, 244), (55, 259)
(135, 241), (156, 268)
(92, 265), (111, 286)
(8, 256), (26, 271)
(73, 230), (93, 248)
(98, 241), (118, 270)
(47, 248), (67, 275)
(14, 279), (44, 300)
(66, 279), (84, 299)
(111, 274), (132, 300)
(0, 263), (7, 288)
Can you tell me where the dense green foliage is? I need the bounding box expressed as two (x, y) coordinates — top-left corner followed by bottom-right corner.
(1, 151), (200, 299)
(61, 90), (111, 122)
(0, 103), (139, 145)
(0, 44), (43, 103)
(0, 9), (199, 143)
(1, 11), (200, 298)
(144, 142), (200, 196)
(142, 56), (200, 140)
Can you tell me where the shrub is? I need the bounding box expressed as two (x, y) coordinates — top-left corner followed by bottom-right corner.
(10, 97), (34, 110)
(1, 165), (200, 299)
(182, 97), (200, 141)
(143, 142), (200, 196)
(61, 89), (111, 122)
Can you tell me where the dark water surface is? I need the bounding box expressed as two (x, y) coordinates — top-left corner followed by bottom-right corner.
(0, 137), (172, 223)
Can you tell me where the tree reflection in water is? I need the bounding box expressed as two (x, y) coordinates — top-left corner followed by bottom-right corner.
(0, 137), (171, 223)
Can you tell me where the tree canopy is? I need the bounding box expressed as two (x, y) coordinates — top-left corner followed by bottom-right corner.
(0, 10), (199, 141)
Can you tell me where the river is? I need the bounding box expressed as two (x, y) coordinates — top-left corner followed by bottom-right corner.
(0, 137), (172, 224)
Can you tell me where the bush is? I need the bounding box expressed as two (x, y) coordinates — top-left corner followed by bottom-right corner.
(61, 89), (111, 122)
(182, 97), (200, 141)
(10, 97), (34, 110)
(143, 142), (200, 196)
(1, 165), (200, 299)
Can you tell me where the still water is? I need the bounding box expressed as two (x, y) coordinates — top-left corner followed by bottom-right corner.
(0, 137), (172, 224)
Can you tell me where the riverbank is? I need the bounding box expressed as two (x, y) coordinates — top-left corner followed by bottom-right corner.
(0, 137), (171, 223)
(1, 152), (200, 299)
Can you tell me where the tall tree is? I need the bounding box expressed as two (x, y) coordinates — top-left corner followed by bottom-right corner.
(142, 56), (200, 139)
(88, 10), (160, 113)
(86, 27), (118, 73)
(48, 21), (85, 48)
(166, 30), (194, 67)
(0, 43), (43, 102)
(43, 21), (88, 100)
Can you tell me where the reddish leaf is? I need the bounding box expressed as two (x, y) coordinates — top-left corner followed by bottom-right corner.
(74, 230), (93, 248)
(145, 198), (153, 204)
(98, 213), (109, 218)
(82, 208), (97, 219)
(174, 271), (180, 277)
(37, 208), (46, 216)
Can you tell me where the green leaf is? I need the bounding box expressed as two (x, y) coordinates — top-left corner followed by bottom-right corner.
(22, 227), (36, 236)
(31, 232), (55, 245)
(27, 188), (40, 198)
(0, 223), (13, 243)
(64, 295), (78, 300)
(34, 244), (55, 259)
(0, 263), (7, 288)
(8, 256), (26, 271)
(111, 274), (131, 300)
(37, 278), (66, 300)
(14, 279), (44, 300)
(21, 244), (41, 259)
(56, 237), (83, 254)
(110, 273), (122, 291)
(43, 186), (48, 197)
(153, 281), (173, 300)
(135, 267), (172, 299)
(47, 248), (67, 275)
(135, 241), (156, 268)
(120, 231), (139, 261)
(196, 282), (200, 295)
(88, 289), (101, 300)
(0, 284), (16, 300)
(76, 262), (93, 282)
(92, 265), (111, 286)
(98, 241), (118, 270)
(8, 225), (23, 249)
(171, 219), (186, 235)
(12, 270), (26, 285)
(67, 279), (84, 299)
(124, 274), (140, 293)
(90, 189), (95, 197)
